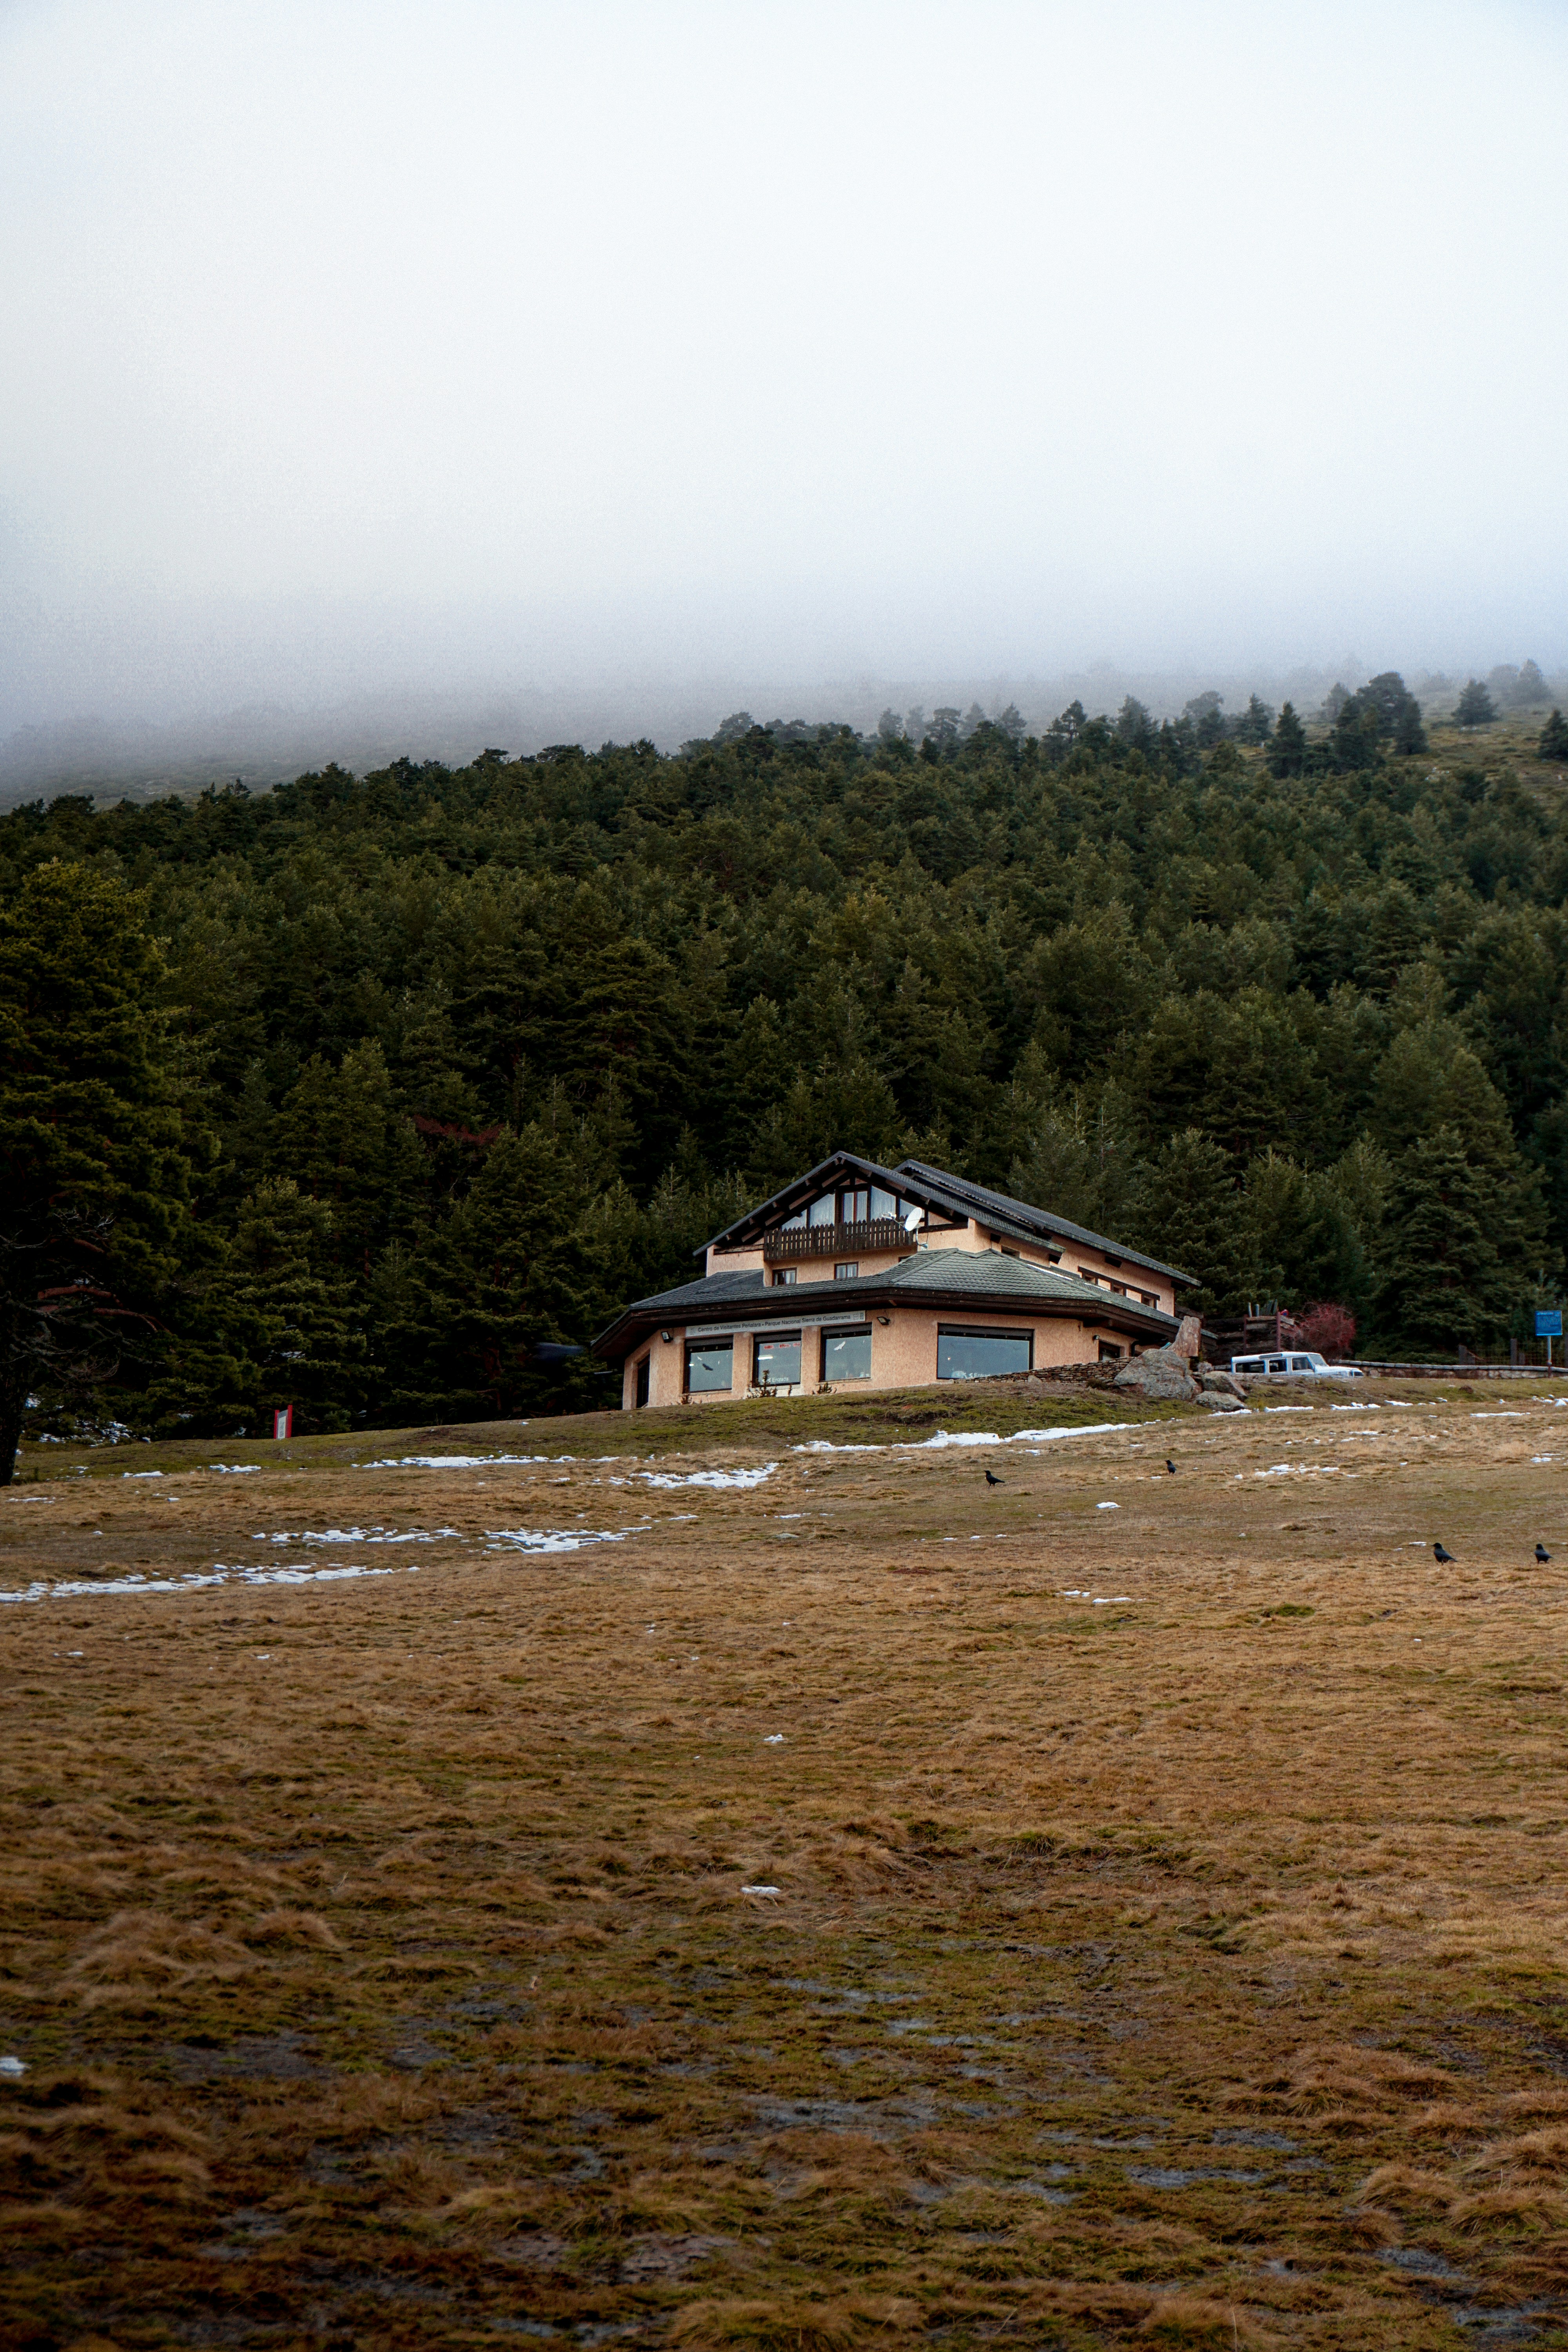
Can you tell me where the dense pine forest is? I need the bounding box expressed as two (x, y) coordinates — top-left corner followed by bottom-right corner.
(4, 685), (1568, 1453)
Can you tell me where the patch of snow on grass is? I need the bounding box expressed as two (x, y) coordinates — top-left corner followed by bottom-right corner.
(483, 1524), (652, 1553)
(795, 1421), (1133, 1455)
(1, 1562), (408, 1603)
(358, 1452), (561, 1468)
(637, 1463), (778, 1490)
(249, 1526), (458, 1546)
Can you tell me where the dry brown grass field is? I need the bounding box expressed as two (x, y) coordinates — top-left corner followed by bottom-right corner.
(5, 1378), (1568, 2352)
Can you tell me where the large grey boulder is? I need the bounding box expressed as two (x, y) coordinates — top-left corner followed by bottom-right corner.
(1196, 1365), (1246, 1398)
(1111, 1345), (1199, 1402)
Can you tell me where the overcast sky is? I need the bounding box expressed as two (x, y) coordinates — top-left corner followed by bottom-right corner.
(3, 0), (1566, 735)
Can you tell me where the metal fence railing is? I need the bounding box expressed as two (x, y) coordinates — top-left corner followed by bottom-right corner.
(1351, 1360), (1565, 1379)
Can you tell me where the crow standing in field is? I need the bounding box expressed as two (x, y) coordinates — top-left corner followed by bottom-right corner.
(1537, 1543), (1552, 1563)
(1166, 1458), (1177, 1475)
(1433, 1542), (1456, 1564)
(984, 1467), (1005, 1488)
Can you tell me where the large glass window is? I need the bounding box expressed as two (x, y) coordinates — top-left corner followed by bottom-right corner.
(839, 1185), (871, 1224)
(937, 1324), (1033, 1381)
(754, 1332), (802, 1387)
(807, 1195), (835, 1227)
(685, 1338), (733, 1393)
(822, 1324), (872, 1381)
(869, 1185), (897, 1221)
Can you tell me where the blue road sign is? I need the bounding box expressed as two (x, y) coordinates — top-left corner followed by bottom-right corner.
(1536, 1309), (1563, 1338)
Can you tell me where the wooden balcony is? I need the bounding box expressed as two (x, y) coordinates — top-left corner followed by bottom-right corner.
(763, 1217), (913, 1263)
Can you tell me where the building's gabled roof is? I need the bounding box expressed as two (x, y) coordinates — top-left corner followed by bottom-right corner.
(698, 1147), (1192, 1287)
(699, 1151), (962, 1257)
(895, 1160), (1190, 1285)
(592, 1245), (1179, 1361)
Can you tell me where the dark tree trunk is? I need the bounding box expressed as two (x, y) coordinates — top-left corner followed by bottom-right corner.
(0, 1350), (25, 1486)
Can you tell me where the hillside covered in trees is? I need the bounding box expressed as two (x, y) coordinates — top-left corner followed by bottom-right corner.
(5, 686), (1568, 1443)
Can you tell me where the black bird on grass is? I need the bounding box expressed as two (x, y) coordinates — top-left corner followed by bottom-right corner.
(1166, 1458), (1177, 1475)
(1433, 1542), (1456, 1564)
(984, 1467), (1005, 1488)
(1537, 1543), (1552, 1564)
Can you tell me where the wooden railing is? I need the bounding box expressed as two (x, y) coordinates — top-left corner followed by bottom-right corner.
(763, 1218), (913, 1262)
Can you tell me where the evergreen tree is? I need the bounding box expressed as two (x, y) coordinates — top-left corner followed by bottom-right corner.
(1184, 691), (1227, 748)
(228, 1179), (372, 1432)
(1116, 696), (1157, 752)
(1039, 700), (1086, 764)
(1241, 1151), (1373, 1321)
(377, 1122), (605, 1421)
(1456, 678), (1497, 729)
(1005, 1076), (1140, 1236)
(274, 1040), (423, 1276)
(0, 862), (202, 1481)
(1392, 690), (1428, 756)
(1352, 671), (1428, 756)
(1539, 709), (1568, 763)
(1330, 693), (1382, 771)
(1233, 693), (1276, 746)
(1376, 1125), (1519, 1354)
(1367, 1023), (1550, 1351)
(1126, 1129), (1252, 1314)
(1268, 701), (1308, 777)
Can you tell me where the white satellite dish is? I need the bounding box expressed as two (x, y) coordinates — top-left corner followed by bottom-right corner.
(903, 1205), (924, 1235)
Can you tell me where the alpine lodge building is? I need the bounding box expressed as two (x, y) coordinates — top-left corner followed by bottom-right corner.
(592, 1152), (1191, 1408)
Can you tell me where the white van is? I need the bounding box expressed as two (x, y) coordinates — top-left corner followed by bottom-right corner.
(1229, 1350), (1357, 1381)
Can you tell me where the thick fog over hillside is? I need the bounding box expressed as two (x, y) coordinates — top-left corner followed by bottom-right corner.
(3, 0), (1566, 795)
(5, 664), (1567, 808)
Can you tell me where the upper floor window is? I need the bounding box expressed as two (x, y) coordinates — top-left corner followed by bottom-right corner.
(773, 1268), (796, 1286)
(839, 1186), (871, 1225)
(834, 1261), (858, 1280)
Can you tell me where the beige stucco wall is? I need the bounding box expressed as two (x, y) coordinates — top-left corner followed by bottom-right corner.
(621, 1332), (691, 1410)
(621, 1303), (1139, 1408)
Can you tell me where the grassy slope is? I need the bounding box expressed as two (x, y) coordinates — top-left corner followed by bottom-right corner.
(9, 1376), (1187, 1485)
(5, 1384), (1568, 2347)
